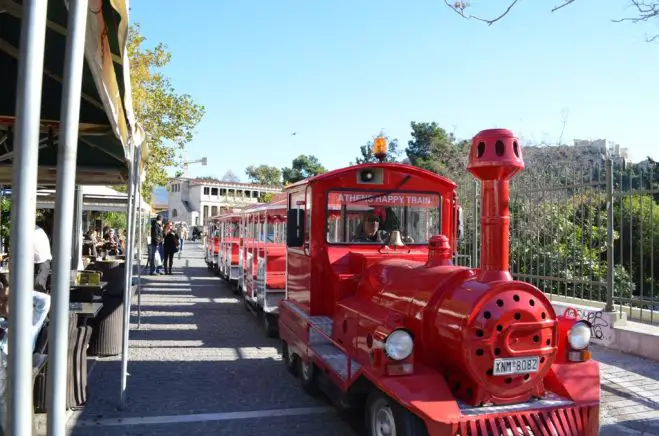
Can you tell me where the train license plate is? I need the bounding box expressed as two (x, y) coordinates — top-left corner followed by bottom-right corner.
(493, 357), (540, 376)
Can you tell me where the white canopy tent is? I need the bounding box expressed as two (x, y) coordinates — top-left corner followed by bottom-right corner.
(35, 185), (152, 214)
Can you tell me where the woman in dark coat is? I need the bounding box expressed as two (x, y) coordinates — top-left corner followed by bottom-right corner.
(163, 222), (179, 275)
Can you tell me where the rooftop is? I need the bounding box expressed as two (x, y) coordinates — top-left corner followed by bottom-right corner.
(170, 177), (281, 191)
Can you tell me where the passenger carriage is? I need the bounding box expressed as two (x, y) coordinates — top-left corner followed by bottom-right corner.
(204, 217), (221, 271)
(239, 195), (287, 337)
(277, 131), (599, 435)
(216, 211), (242, 284)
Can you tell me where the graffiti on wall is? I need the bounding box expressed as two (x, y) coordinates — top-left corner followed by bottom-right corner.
(561, 305), (614, 345)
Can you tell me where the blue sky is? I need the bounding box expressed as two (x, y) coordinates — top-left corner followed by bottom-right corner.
(130, 0), (659, 182)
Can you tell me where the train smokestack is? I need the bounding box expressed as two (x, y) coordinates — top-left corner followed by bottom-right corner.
(467, 129), (524, 282)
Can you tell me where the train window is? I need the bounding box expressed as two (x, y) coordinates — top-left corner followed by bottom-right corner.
(326, 190), (441, 245)
(287, 191), (306, 248)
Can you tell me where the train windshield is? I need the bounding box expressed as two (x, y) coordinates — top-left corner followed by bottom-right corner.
(326, 191), (441, 244)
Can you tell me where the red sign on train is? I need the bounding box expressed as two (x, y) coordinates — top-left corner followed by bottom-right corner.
(328, 191), (440, 208)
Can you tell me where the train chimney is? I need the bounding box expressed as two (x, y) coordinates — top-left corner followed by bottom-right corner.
(425, 235), (452, 268)
(467, 129), (524, 282)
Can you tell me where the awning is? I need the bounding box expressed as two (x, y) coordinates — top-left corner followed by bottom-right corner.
(35, 185), (152, 213)
(0, 0), (144, 184)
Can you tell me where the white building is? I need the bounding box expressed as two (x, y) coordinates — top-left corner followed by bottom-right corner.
(573, 139), (631, 160)
(167, 178), (282, 226)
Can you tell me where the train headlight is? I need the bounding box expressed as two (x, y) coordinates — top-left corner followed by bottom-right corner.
(384, 330), (413, 360)
(567, 321), (591, 350)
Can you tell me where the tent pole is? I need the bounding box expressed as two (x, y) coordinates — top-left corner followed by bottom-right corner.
(137, 175), (143, 329)
(119, 144), (139, 409)
(46, 0), (89, 433)
(71, 186), (84, 269)
(5, 1), (49, 434)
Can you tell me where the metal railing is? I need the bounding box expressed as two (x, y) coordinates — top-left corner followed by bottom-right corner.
(457, 152), (658, 325)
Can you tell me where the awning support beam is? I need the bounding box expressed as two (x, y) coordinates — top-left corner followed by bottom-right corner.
(6, 0), (49, 434)
(46, 0), (89, 434)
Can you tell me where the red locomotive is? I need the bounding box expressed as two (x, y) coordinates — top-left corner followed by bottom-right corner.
(276, 129), (599, 435)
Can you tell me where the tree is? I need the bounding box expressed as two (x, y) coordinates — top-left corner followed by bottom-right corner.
(445, 0), (659, 41)
(245, 165), (282, 186)
(282, 155), (327, 185)
(124, 24), (206, 204)
(353, 135), (402, 164)
(103, 212), (127, 230)
(174, 170), (184, 178)
(405, 121), (469, 179)
(259, 192), (275, 203)
(222, 170), (241, 182)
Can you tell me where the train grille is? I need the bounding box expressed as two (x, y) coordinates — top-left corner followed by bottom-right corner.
(455, 405), (596, 435)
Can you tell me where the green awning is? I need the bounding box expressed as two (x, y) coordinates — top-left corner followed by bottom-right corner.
(0, 0), (141, 185)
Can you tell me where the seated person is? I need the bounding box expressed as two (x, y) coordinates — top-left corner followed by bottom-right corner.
(82, 230), (99, 257)
(0, 273), (50, 434)
(0, 273), (51, 355)
(353, 210), (388, 243)
(103, 228), (119, 256)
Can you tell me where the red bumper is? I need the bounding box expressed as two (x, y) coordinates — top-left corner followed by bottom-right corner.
(375, 360), (600, 436)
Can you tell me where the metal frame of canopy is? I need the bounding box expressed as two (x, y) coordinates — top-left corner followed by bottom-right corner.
(0, 1), (147, 435)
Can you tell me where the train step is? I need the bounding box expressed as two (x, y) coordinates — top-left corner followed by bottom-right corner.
(308, 316), (361, 380)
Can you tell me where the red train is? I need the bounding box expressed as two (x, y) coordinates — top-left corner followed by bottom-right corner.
(214, 129), (600, 435)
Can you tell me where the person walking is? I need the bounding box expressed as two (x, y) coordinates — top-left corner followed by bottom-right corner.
(149, 215), (164, 275)
(163, 222), (179, 275)
(175, 224), (184, 254)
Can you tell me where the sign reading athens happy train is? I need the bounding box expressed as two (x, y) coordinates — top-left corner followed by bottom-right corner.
(328, 191), (440, 208)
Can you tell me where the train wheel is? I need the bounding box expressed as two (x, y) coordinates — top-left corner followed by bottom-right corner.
(299, 358), (321, 396)
(263, 313), (278, 338)
(366, 391), (428, 436)
(282, 341), (298, 376)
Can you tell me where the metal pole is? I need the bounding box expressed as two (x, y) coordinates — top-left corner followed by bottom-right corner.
(120, 145), (139, 408)
(605, 156), (615, 312)
(6, 1), (49, 434)
(0, 185), (4, 255)
(471, 179), (478, 268)
(71, 185), (83, 269)
(46, 0), (88, 433)
(137, 171), (143, 329)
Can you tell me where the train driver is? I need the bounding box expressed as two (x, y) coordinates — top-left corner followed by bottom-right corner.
(353, 209), (388, 243)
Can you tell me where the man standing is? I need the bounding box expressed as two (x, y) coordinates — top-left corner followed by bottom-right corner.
(149, 215), (164, 275)
(34, 224), (52, 292)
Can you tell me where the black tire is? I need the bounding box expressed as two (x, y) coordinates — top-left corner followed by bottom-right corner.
(264, 313), (278, 338)
(365, 391), (428, 436)
(282, 341), (298, 376)
(299, 358), (321, 396)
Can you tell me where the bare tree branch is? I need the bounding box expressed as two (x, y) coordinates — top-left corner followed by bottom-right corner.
(612, 0), (659, 21)
(612, 1), (659, 41)
(445, 0), (658, 41)
(551, 0), (577, 13)
(443, 0), (521, 25)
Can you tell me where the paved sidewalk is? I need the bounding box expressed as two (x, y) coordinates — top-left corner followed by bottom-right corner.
(55, 241), (659, 435)
(595, 345), (659, 435)
(65, 242), (356, 436)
